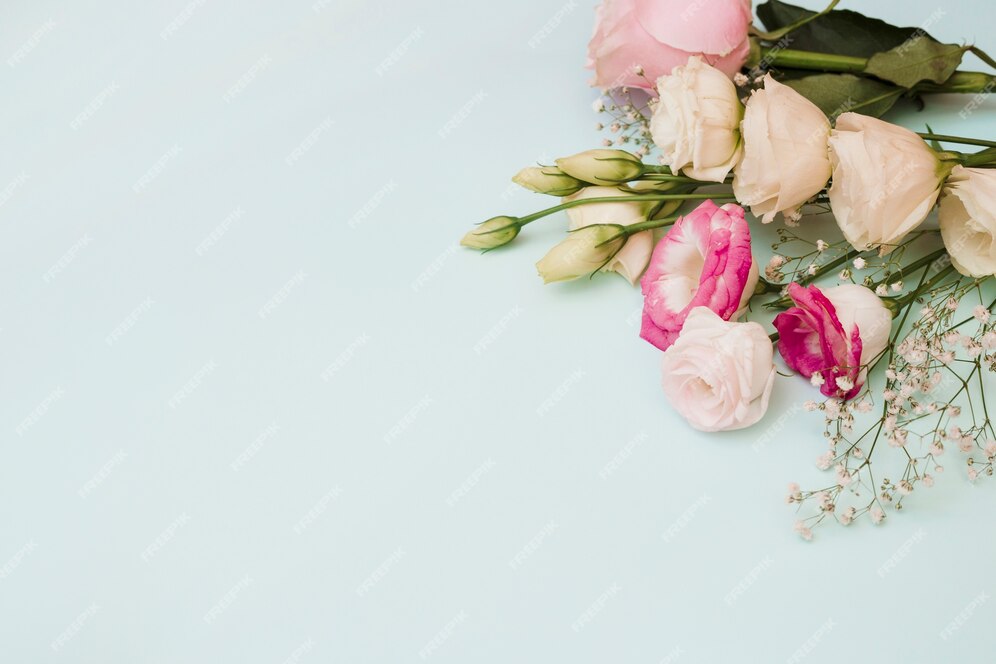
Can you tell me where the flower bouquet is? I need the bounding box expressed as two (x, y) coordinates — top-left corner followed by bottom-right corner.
(460, 0), (996, 537)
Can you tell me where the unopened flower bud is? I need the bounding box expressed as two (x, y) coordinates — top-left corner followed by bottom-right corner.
(535, 224), (627, 283)
(555, 149), (644, 184)
(461, 216), (520, 250)
(512, 166), (585, 196)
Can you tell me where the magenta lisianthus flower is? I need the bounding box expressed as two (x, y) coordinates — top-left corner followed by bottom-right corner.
(586, 0), (752, 91)
(639, 200), (758, 351)
(773, 283), (892, 400)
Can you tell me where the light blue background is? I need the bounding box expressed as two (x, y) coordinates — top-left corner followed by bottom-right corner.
(2, 0), (995, 661)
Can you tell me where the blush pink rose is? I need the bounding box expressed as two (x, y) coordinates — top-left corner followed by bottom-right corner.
(661, 307), (776, 432)
(773, 283), (891, 400)
(640, 200), (759, 351)
(587, 0), (753, 90)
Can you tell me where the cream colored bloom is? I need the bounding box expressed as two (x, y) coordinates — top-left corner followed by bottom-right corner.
(660, 307), (775, 432)
(733, 75), (831, 223)
(828, 113), (949, 254)
(536, 223), (627, 284)
(555, 149), (644, 184)
(650, 57), (743, 182)
(562, 186), (654, 284)
(939, 165), (996, 277)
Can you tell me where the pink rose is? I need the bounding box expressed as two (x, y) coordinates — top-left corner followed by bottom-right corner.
(640, 200), (758, 351)
(587, 0), (753, 91)
(661, 307), (776, 432)
(773, 283), (891, 400)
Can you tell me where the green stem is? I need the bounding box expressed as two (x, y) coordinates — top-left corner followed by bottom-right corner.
(624, 216), (679, 234)
(761, 47), (866, 73)
(960, 147), (996, 167)
(758, 46), (996, 94)
(919, 134), (996, 149)
(884, 263), (958, 317)
(518, 193), (735, 226)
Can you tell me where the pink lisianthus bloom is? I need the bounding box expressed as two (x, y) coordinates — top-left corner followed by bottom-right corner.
(640, 200), (759, 351)
(586, 0), (753, 91)
(773, 283), (892, 400)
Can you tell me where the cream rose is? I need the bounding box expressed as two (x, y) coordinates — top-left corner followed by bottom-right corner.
(650, 57), (743, 183)
(733, 75), (832, 223)
(828, 113), (949, 254)
(660, 306), (776, 432)
(939, 165), (996, 277)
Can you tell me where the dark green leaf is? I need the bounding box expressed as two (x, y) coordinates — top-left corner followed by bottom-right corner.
(783, 73), (903, 118)
(865, 38), (966, 87)
(757, 0), (942, 58)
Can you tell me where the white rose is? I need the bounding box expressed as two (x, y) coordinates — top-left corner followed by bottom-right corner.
(660, 307), (776, 432)
(828, 112), (949, 254)
(650, 57), (743, 183)
(939, 165), (996, 277)
(733, 75), (831, 223)
(562, 186), (654, 284)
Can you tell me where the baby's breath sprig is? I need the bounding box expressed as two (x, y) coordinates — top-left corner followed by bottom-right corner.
(789, 264), (996, 538)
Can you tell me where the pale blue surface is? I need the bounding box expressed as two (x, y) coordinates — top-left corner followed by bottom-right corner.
(1, 0), (995, 662)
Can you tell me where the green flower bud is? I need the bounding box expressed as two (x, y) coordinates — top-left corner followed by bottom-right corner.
(535, 224), (627, 283)
(555, 149), (645, 184)
(461, 216), (520, 250)
(512, 166), (585, 196)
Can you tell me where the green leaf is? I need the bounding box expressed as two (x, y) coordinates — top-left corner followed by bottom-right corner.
(783, 74), (903, 119)
(757, 0), (942, 58)
(865, 38), (966, 88)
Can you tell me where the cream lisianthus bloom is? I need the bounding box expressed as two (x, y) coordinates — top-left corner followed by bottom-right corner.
(560, 186), (654, 284)
(939, 166), (996, 277)
(536, 222), (628, 284)
(650, 56), (743, 183)
(828, 113), (951, 254)
(733, 75), (832, 223)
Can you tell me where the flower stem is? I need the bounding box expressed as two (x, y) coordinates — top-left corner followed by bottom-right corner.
(518, 193), (735, 226)
(758, 47), (996, 94)
(884, 262), (958, 317)
(919, 134), (996, 149)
